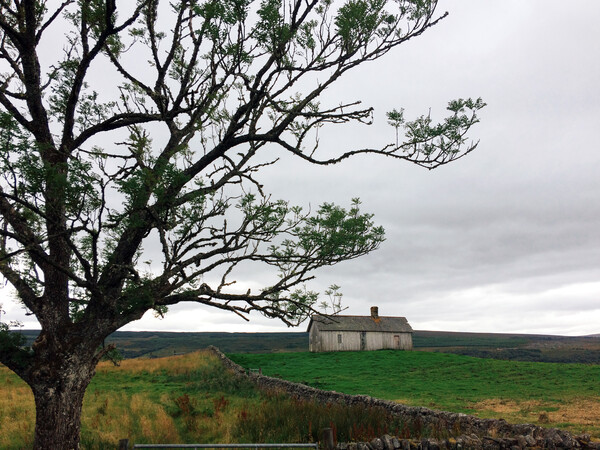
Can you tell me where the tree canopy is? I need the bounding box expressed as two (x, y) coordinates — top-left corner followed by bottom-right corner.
(0, 0), (484, 447)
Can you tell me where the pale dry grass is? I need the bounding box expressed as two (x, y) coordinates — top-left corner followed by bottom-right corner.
(547, 398), (600, 427)
(1, 351), (219, 447)
(392, 395), (600, 439)
(137, 399), (179, 443)
(470, 397), (600, 437)
(82, 390), (132, 445)
(82, 391), (180, 446)
(97, 349), (217, 375)
(0, 366), (35, 448)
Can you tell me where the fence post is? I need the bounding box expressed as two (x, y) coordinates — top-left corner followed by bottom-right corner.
(118, 438), (129, 450)
(321, 428), (335, 450)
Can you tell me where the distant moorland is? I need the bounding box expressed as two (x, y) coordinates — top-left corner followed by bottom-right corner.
(14, 328), (600, 363)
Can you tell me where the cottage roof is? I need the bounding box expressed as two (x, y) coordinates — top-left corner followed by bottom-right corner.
(307, 314), (413, 333)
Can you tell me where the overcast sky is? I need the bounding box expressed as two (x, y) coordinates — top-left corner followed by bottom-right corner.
(2, 1), (599, 336)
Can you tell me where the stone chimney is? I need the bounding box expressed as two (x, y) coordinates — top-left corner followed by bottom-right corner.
(370, 306), (379, 319)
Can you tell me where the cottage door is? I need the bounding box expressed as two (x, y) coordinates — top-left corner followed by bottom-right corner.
(360, 331), (367, 351)
(394, 335), (400, 349)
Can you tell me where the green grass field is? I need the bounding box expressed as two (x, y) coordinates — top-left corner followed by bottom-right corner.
(229, 350), (600, 437)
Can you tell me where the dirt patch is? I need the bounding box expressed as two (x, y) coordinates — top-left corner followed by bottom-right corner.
(472, 398), (527, 414)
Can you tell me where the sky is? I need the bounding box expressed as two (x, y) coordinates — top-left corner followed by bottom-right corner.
(2, 1), (600, 336)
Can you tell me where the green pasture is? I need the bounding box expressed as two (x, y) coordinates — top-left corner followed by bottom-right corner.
(229, 350), (600, 431)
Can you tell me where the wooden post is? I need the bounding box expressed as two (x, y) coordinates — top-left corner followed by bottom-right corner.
(118, 438), (129, 450)
(322, 428), (335, 450)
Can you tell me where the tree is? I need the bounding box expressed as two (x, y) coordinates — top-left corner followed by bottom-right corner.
(0, 0), (484, 447)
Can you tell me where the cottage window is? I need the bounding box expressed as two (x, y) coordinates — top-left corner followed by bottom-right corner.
(337, 334), (342, 344)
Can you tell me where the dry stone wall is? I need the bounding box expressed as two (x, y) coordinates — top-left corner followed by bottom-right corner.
(208, 346), (599, 449)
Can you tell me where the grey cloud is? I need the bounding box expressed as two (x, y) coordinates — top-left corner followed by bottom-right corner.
(5, 1), (600, 336)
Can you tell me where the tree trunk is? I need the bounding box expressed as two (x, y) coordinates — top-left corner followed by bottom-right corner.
(28, 347), (97, 450)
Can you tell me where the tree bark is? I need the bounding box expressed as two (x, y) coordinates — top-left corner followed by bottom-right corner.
(28, 344), (97, 450)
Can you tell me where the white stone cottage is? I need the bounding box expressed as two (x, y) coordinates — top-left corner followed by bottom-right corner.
(307, 306), (413, 352)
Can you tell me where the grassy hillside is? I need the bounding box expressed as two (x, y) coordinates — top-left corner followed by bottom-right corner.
(229, 350), (600, 438)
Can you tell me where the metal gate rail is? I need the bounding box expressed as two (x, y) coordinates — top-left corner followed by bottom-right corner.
(133, 444), (319, 449)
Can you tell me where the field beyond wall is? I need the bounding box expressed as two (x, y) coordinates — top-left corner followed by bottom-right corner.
(229, 349), (600, 438)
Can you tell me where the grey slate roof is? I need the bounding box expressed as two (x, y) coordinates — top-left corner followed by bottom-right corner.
(307, 315), (413, 333)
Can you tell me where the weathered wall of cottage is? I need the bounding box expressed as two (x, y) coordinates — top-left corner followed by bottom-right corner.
(310, 330), (412, 352)
(208, 346), (598, 449)
(363, 332), (412, 351)
(310, 330), (361, 352)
